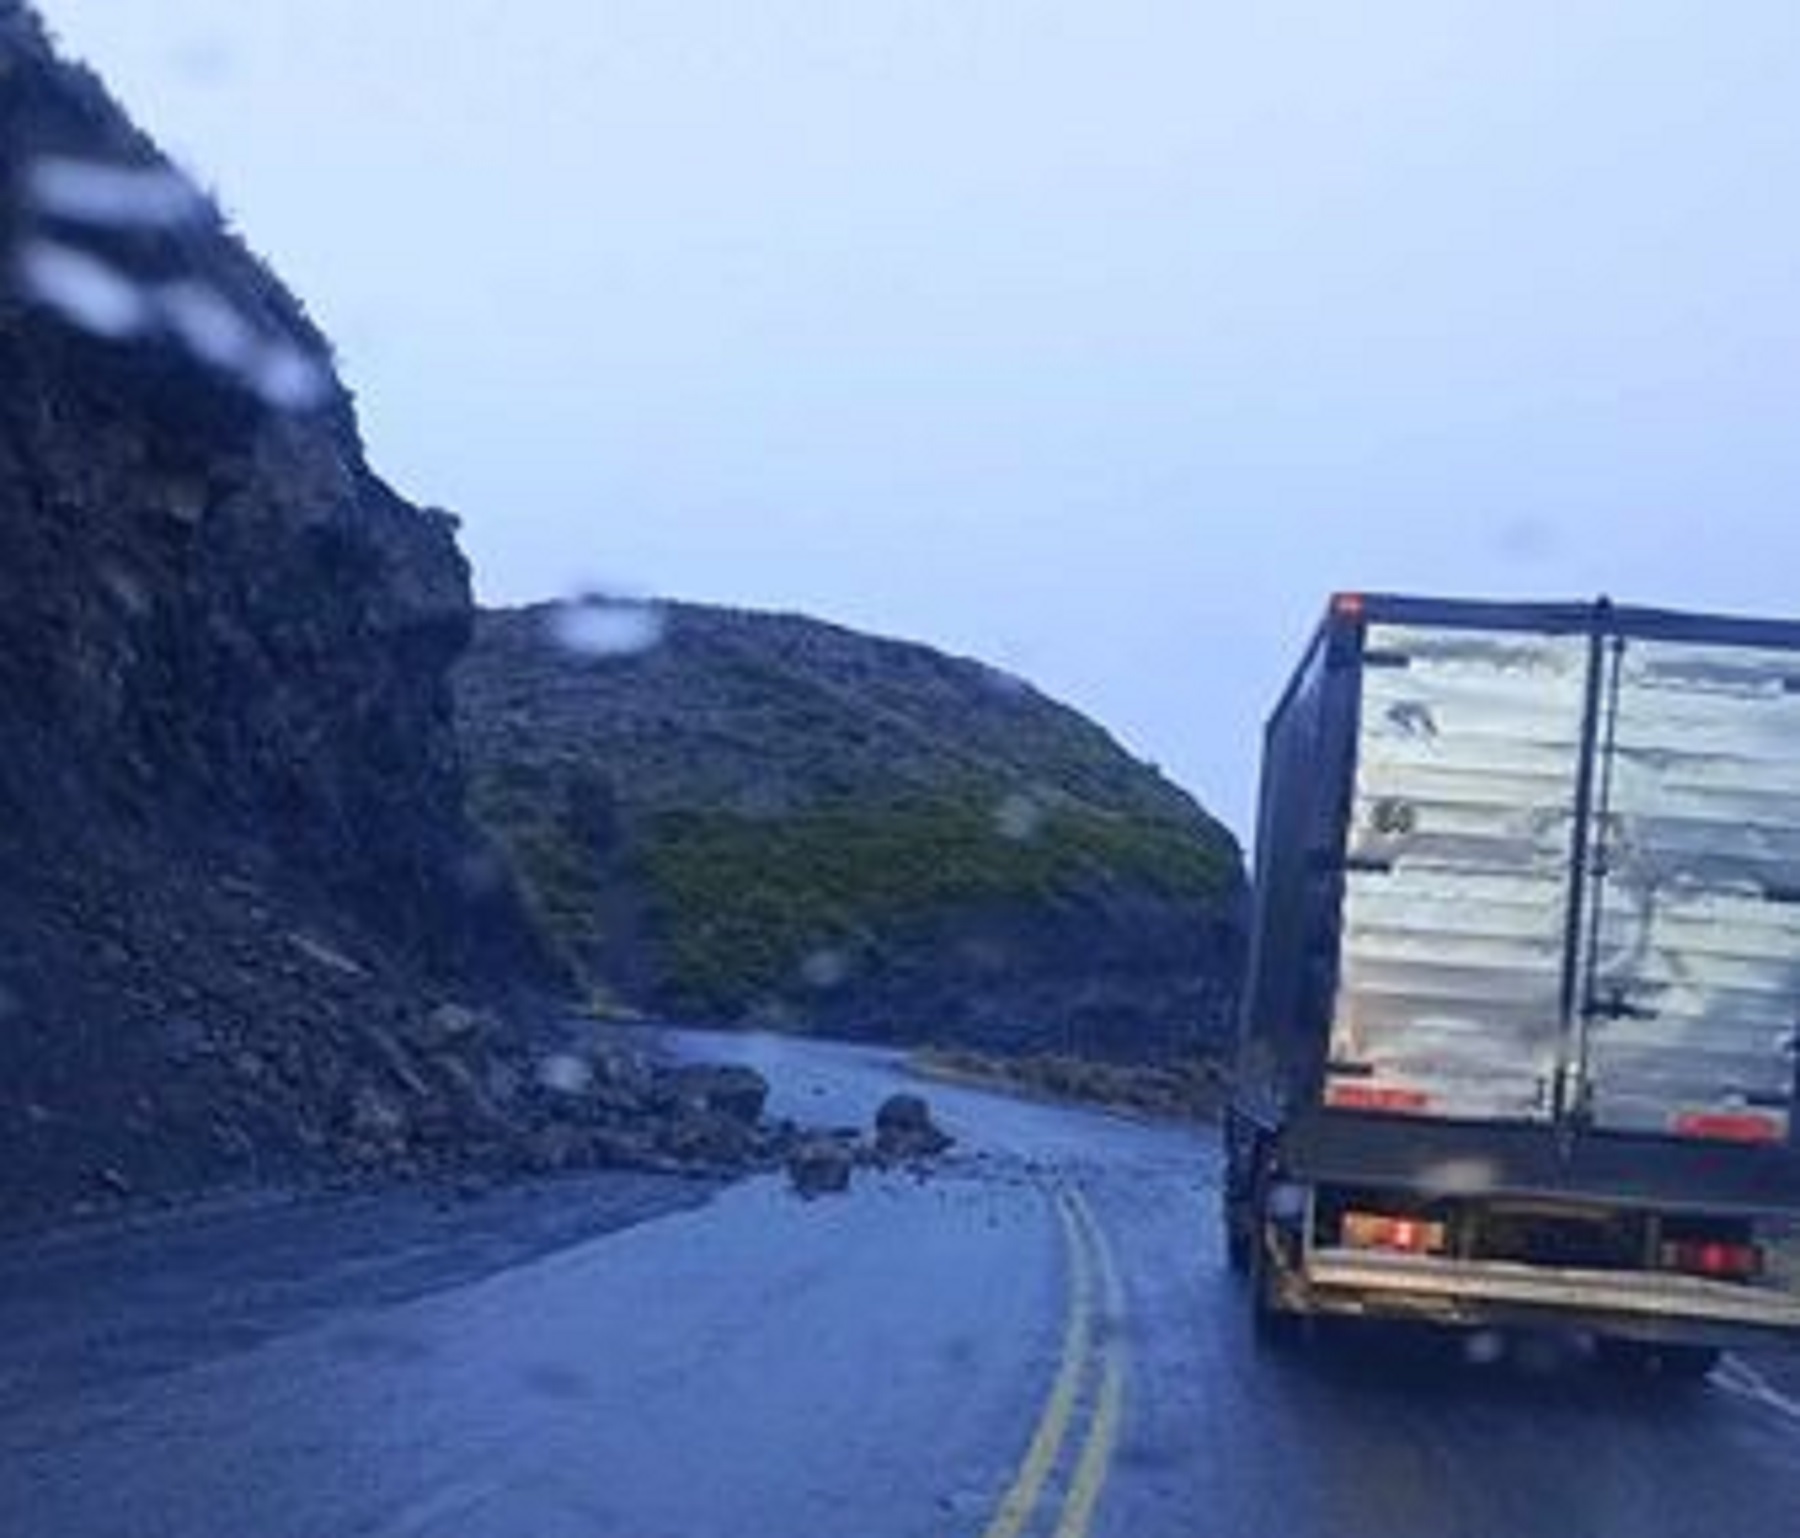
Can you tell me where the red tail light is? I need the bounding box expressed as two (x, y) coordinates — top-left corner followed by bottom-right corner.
(1670, 1111), (1782, 1144)
(1661, 1239), (1763, 1280)
(1326, 1083), (1430, 1114)
(1343, 1211), (1447, 1255)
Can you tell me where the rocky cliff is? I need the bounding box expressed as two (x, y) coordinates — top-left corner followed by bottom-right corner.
(0, 5), (568, 1227)
(458, 602), (1248, 1058)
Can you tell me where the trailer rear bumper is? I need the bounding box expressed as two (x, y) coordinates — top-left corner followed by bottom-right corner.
(1294, 1248), (1800, 1347)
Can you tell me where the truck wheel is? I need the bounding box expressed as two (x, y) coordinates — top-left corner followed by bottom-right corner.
(1250, 1228), (1300, 1345)
(1248, 1169), (1300, 1345)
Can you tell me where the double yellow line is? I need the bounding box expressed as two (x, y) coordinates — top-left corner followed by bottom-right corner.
(979, 1187), (1127, 1538)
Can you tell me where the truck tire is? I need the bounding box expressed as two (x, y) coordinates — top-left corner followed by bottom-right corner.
(1248, 1165), (1301, 1345)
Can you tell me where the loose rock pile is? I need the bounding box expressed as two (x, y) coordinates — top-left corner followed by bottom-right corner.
(784, 1091), (955, 1198)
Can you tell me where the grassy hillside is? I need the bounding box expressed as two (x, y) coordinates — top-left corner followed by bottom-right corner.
(458, 602), (1246, 1057)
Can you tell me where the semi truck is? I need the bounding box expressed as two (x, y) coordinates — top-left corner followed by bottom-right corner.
(1224, 593), (1800, 1375)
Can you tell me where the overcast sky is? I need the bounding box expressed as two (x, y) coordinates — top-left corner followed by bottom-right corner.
(38, 0), (1800, 835)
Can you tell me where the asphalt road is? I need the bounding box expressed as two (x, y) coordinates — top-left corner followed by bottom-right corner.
(3, 1030), (1798, 1538)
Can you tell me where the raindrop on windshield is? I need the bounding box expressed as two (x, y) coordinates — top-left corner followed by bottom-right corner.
(980, 665), (1031, 700)
(169, 35), (233, 87)
(799, 949), (851, 990)
(25, 156), (205, 230)
(548, 594), (667, 660)
(98, 562), (152, 617)
(994, 791), (1046, 842)
(1464, 1330), (1505, 1366)
(156, 280), (256, 370)
(249, 343), (332, 411)
(15, 240), (151, 339)
(453, 844), (509, 897)
(535, 1053), (593, 1096)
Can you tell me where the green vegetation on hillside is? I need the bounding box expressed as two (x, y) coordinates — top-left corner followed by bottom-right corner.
(638, 787), (1236, 1015)
(455, 602), (1247, 1051)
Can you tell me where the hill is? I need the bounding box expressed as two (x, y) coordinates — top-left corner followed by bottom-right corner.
(458, 601), (1247, 1057)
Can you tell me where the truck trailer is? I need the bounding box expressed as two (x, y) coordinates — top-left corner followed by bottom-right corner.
(1225, 593), (1800, 1374)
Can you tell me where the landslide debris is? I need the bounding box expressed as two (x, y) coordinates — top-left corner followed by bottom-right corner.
(0, 7), (771, 1228)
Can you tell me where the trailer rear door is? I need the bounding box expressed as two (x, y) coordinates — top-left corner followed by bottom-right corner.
(1576, 636), (1800, 1145)
(1326, 623), (1590, 1122)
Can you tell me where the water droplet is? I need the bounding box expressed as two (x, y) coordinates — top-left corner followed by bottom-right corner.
(156, 280), (255, 370)
(994, 792), (1046, 842)
(980, 665), (1031, 700)
(800, 949), (851, 990)
(250, 343), (332, 411)
(16, 240), (151, 339)
(536, 1053), (592, 1095)
(453, 845), (509, 897)
(170, 35), (233, 87)
(25, 156), (205, 230)
(1494, 516), (1554, 564)
(98, 561), (152, 618)
(548, 594), (667, 659)
(1464, 1330), (1505, 1366)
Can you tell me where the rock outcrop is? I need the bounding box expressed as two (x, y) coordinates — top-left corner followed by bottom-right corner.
(0, 6), (563, 1227)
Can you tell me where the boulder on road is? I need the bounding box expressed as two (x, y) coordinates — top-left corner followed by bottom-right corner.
(658, 1108), (761, 1168)
(873, 1092), (953, 1162)
(786, 1136), (855, 1198)
(666, 1063), (770, 1126)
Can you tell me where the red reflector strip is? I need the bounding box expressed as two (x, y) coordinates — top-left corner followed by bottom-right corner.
(1326, 1083), (1430, 1113)
(1670, 1112), (1783, 1145)
(1661, 1240), (1763, 1280)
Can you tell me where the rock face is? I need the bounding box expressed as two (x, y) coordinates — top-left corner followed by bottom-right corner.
(457, 603), (1249, 1058)
(0, 7), (552, 1227)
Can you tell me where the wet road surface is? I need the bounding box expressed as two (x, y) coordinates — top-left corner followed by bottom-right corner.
(2, 1030), (1798, 1537)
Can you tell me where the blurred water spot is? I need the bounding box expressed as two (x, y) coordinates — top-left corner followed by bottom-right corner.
(170, 35), (233, 86)
(994, 791), (1046, 842)
(0, 982), (17, 1021)
(1494, 516), (1554, 563)
(16, 239), (150, 338)
(536, 1053), (593, 1096)
(156, 279), (255, 369)
(1512, 1334), (1565, 1377)
(251, 343), (332, 410)
(981, 665), (1031, 699)
(453, 845), (509, 897)
(26, 156), (204, 230)
(548, 594), (667, 659)
(1418, 1156), (1498, 1196)
(800, 948), (851, 990)
(98, 561), (153, 617)
(1463, 1329), (1506, 1366)
(938, 1335), (976, 1368)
